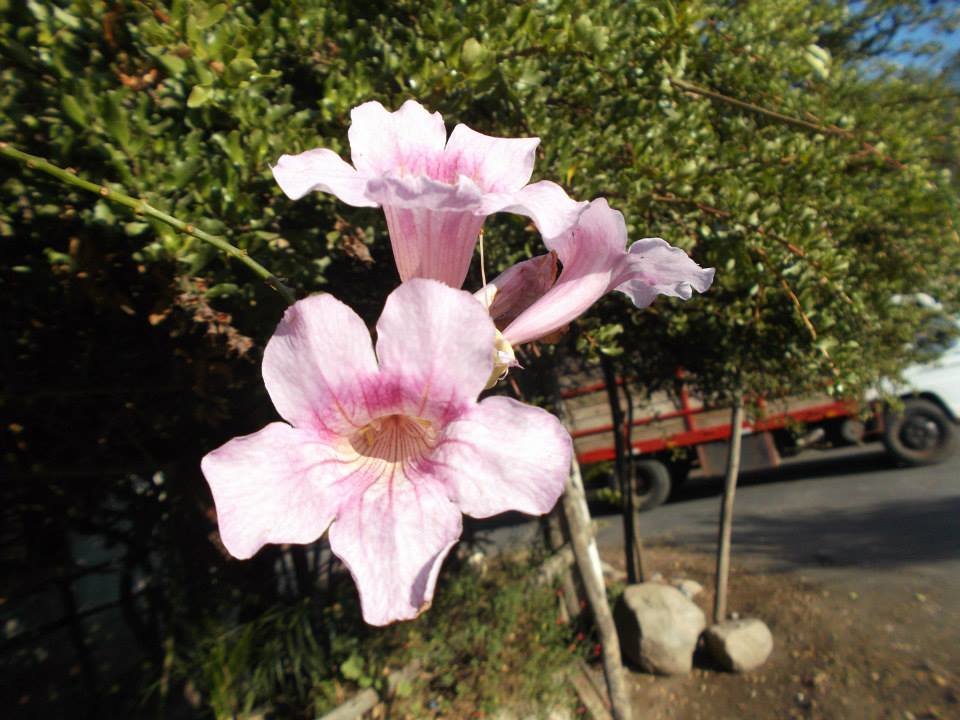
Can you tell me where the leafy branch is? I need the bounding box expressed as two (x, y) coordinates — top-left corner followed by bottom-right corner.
(648, 191), (854, 306)
(669, 78), (906, 170)
(0, 142), (296, 305)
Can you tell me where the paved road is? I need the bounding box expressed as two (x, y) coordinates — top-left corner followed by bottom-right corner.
(471, 442), (960, 609)
(599, 444), (960, 607)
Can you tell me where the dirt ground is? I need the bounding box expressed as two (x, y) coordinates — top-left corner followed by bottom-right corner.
(592, 544), (959, 720)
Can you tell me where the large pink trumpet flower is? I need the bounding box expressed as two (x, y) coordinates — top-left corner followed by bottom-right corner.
(479, 198), (715, 350)
(271, 100), (586, 289)
(201, 280), (572, 625)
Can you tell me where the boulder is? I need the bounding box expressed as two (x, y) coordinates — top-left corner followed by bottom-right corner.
(671, 578), (704, 600)
(614, 583), (706, 675)
(705, 618), (774, 672)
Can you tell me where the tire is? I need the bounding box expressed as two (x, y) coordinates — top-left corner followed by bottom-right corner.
(630, 459), (672, 511)
(882, 398), (957, 466)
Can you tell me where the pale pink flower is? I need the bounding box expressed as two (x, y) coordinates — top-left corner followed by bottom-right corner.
(479, 199), (715, 347)
(271, 100), (586, 289)
(201, 280), (572, 625)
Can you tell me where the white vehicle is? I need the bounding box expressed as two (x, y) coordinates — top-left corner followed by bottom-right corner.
(877, 314), (960, 465)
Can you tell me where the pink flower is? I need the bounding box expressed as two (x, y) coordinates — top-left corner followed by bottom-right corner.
(271, 100), (586, 289)
(201, 280), (572, 625)
(480, 199), (715, 347)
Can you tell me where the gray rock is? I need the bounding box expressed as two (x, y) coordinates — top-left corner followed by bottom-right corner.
(601, 560), (627, 582)
(671, 578), (704, 599)
(614, 583), (706, 675)
(705, 618), (774, 672)
(465, 550), (488, 577)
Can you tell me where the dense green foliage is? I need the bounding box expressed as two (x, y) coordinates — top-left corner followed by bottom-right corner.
(2, 0), (958, 717)
(165, 555), (574, 718)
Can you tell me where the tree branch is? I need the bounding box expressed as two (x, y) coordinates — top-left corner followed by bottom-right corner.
(0, 142), (296, 305)
(669, 78), (906, 170)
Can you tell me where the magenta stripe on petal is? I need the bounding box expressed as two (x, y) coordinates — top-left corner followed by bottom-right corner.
(383, 205), (485, 287)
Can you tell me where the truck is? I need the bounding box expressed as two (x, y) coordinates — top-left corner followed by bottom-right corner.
(560, 324), (960, 511)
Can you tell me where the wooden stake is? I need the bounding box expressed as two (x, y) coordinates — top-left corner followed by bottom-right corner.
(546, 509), (583, 621)
(562, 459), (633, 720)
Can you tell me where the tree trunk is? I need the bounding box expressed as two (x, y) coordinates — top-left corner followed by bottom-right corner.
(562, 459), (633, 720)
(714, 393), (745, 624)
(600, 355), (643, 584)
(619, 375), (646, 582)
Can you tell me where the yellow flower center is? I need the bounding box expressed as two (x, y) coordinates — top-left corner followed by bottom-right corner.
(484, 330), (516, 389)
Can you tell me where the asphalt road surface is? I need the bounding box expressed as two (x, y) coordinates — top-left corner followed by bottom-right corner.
(603, 444), (960, 608)
(470, 442), (960, 611)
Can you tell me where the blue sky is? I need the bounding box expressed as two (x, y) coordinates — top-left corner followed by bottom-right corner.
(888, 20), (960, 71)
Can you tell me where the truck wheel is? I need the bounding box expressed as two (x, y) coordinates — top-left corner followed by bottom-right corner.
(883, 398), (957, 466)
(631, 459), (672, 511)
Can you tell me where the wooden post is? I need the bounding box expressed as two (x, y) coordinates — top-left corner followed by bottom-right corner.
(545, 509), (582, 621)
(563, 459), (633, 720)
(714, 393), (745, 624)
(551, 351), (632, 719)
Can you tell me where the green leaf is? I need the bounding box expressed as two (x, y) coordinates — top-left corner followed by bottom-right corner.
(171, 158), (202, 186)
(124, 222), (150, 236)
(93, 201), (115, 224)
(158, 54), (187, 76)
(225, 57), (258, 85)
(187, 85), (212, 108)
(61, 95), (87, 126)
(102, 94), (130, 148)
(340, 654), (365, 682)
(196, 3), (227, 30)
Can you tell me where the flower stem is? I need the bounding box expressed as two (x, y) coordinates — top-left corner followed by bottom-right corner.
(0, 142), (296, 305)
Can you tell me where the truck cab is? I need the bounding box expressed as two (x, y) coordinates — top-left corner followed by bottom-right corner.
(876, 315), (960, 465)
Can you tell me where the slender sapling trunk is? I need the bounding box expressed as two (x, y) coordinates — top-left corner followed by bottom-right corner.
(714, 392), (745, 624)
(600, 355), (642, 583)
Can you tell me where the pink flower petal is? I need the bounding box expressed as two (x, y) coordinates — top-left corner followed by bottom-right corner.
(271, 148), (377, 206)
(375, 280), (495, 415)
(348, 100), (448, 177)
(501, 200), (625, 345)
(262, 294), (379, 437)
(364, 173), (484, 211)
(201, 422), (343, 559)
(435, 396), (572, 517)
(329, 473), (462, 625)
(444, 124), (540, 193)
(382, 204), (485, 286)
(546, 197), (626, 264)
(475, 252), (558, 329)
(502, 199), (714, 345)
(501, 271), (610, 346)
(364, 174), (485, 287)
(614, 238), (717, 308)
(482, 180), (587, 240)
